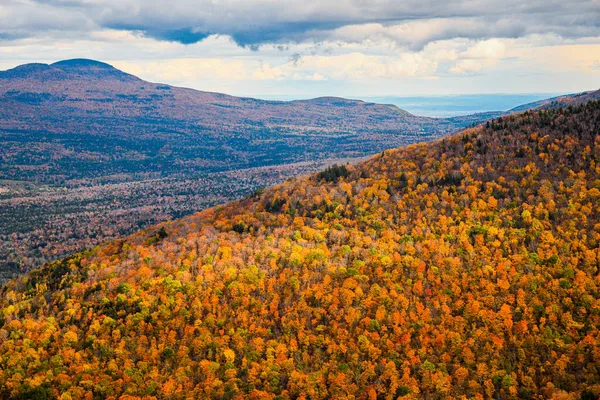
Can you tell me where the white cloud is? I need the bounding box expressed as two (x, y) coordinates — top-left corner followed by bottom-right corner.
(114, 58), (251, 82)
(450, 59), (485, 75)
(252, 63), (289, 80)
(0, 10), (598, 98)
(463, 39), (507, 59)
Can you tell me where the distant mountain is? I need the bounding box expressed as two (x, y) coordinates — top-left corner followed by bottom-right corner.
(0, 59), (138, 81)
(1, 99), (599, 399)
(510, 89), (600, 112)
(2, 59), (586, 184)
(0, 59), (465, 184)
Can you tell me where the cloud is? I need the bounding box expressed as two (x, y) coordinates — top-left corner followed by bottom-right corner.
(450, 59), (486, 75)
(0, 2), (597, 98)
(444, 38), (507, 74)
(113, 58), (252, 82)
(1, 0), (599, 49)
(252, 63), (289, 80)
(294, 52), (439, 80)
(328, 19), (521, 51)
(511, 43), (600, 73)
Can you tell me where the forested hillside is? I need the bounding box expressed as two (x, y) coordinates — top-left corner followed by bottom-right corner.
(511, 90), (600, 112)
(1, 102), (599, 399)
(0, 59), (494, 278)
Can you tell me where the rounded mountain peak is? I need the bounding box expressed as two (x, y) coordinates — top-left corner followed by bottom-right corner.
(0, 59), (139, 82)
(0, 63), (68, 80)
(51, 59), (115, 69)
(50, 59), (138, 81)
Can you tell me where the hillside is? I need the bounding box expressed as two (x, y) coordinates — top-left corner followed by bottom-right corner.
(0, 58), (455, 184)
(0, 59), (490, 279)
(511, 89), (600, 112)
(1, 101), (599, 398)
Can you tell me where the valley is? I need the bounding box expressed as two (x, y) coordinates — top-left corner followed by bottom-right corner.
(0, 59), (507, 279)
(0, 159), (358, 282)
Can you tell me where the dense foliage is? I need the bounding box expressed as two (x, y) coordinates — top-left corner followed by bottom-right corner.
(0, 59), (496, 280)
(316, 164), (350, 183)
(0, 160), (342, 281)
(1, 102), (600, 399)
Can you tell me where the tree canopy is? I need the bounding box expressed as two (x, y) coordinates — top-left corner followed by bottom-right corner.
(1, 102), (600, 399)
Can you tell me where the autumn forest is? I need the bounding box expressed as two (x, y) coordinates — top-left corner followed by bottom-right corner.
(0, 100), (599, 399)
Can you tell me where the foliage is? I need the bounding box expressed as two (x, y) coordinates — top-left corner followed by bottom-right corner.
(316, 164), (350, 183)
(1, 61), (498, 281)
(145, 227), (169, 246)
(1, 102), (600, 398)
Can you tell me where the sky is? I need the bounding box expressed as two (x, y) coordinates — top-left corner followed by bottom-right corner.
(0, 0), (599, 98)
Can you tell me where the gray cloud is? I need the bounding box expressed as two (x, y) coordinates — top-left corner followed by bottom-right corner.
(0, 0), (599, 48)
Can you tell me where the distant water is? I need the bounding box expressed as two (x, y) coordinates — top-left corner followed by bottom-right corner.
(359, 94), (562, 118)
(259, 93), (562, 118)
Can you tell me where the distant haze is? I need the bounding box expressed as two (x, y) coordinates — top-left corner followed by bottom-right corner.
(260, 93), (562, 118)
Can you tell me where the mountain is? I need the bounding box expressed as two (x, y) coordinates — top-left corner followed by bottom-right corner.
(0, 59), (138, 82)
(0, 59), (487, 279)
(1, 99), (598, 398)
(510, 89), (600, 112)
(0, 58), (476, 185)
(0, 58), (437, 183)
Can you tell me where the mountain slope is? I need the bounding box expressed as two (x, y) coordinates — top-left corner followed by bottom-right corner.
(1, 101), (599, 399)
(0, 59), (483, 278)
(0, 58), (449, 184)
(511, 89), (600, 112)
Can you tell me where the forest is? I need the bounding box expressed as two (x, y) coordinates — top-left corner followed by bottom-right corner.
(0, 101), (599, 399)
(0, 59), (499, 280)
(0, 159), (350, 282)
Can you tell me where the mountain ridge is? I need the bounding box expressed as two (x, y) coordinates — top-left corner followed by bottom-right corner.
(4, 59), (597, 115)
(510, 89), (600, 112)
(0, 59), (415, 117)
(2, 58), (596, 121)
(0, 59), (139, 82)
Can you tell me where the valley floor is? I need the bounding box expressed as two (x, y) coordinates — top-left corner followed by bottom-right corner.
(0, 158), (360, 282)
